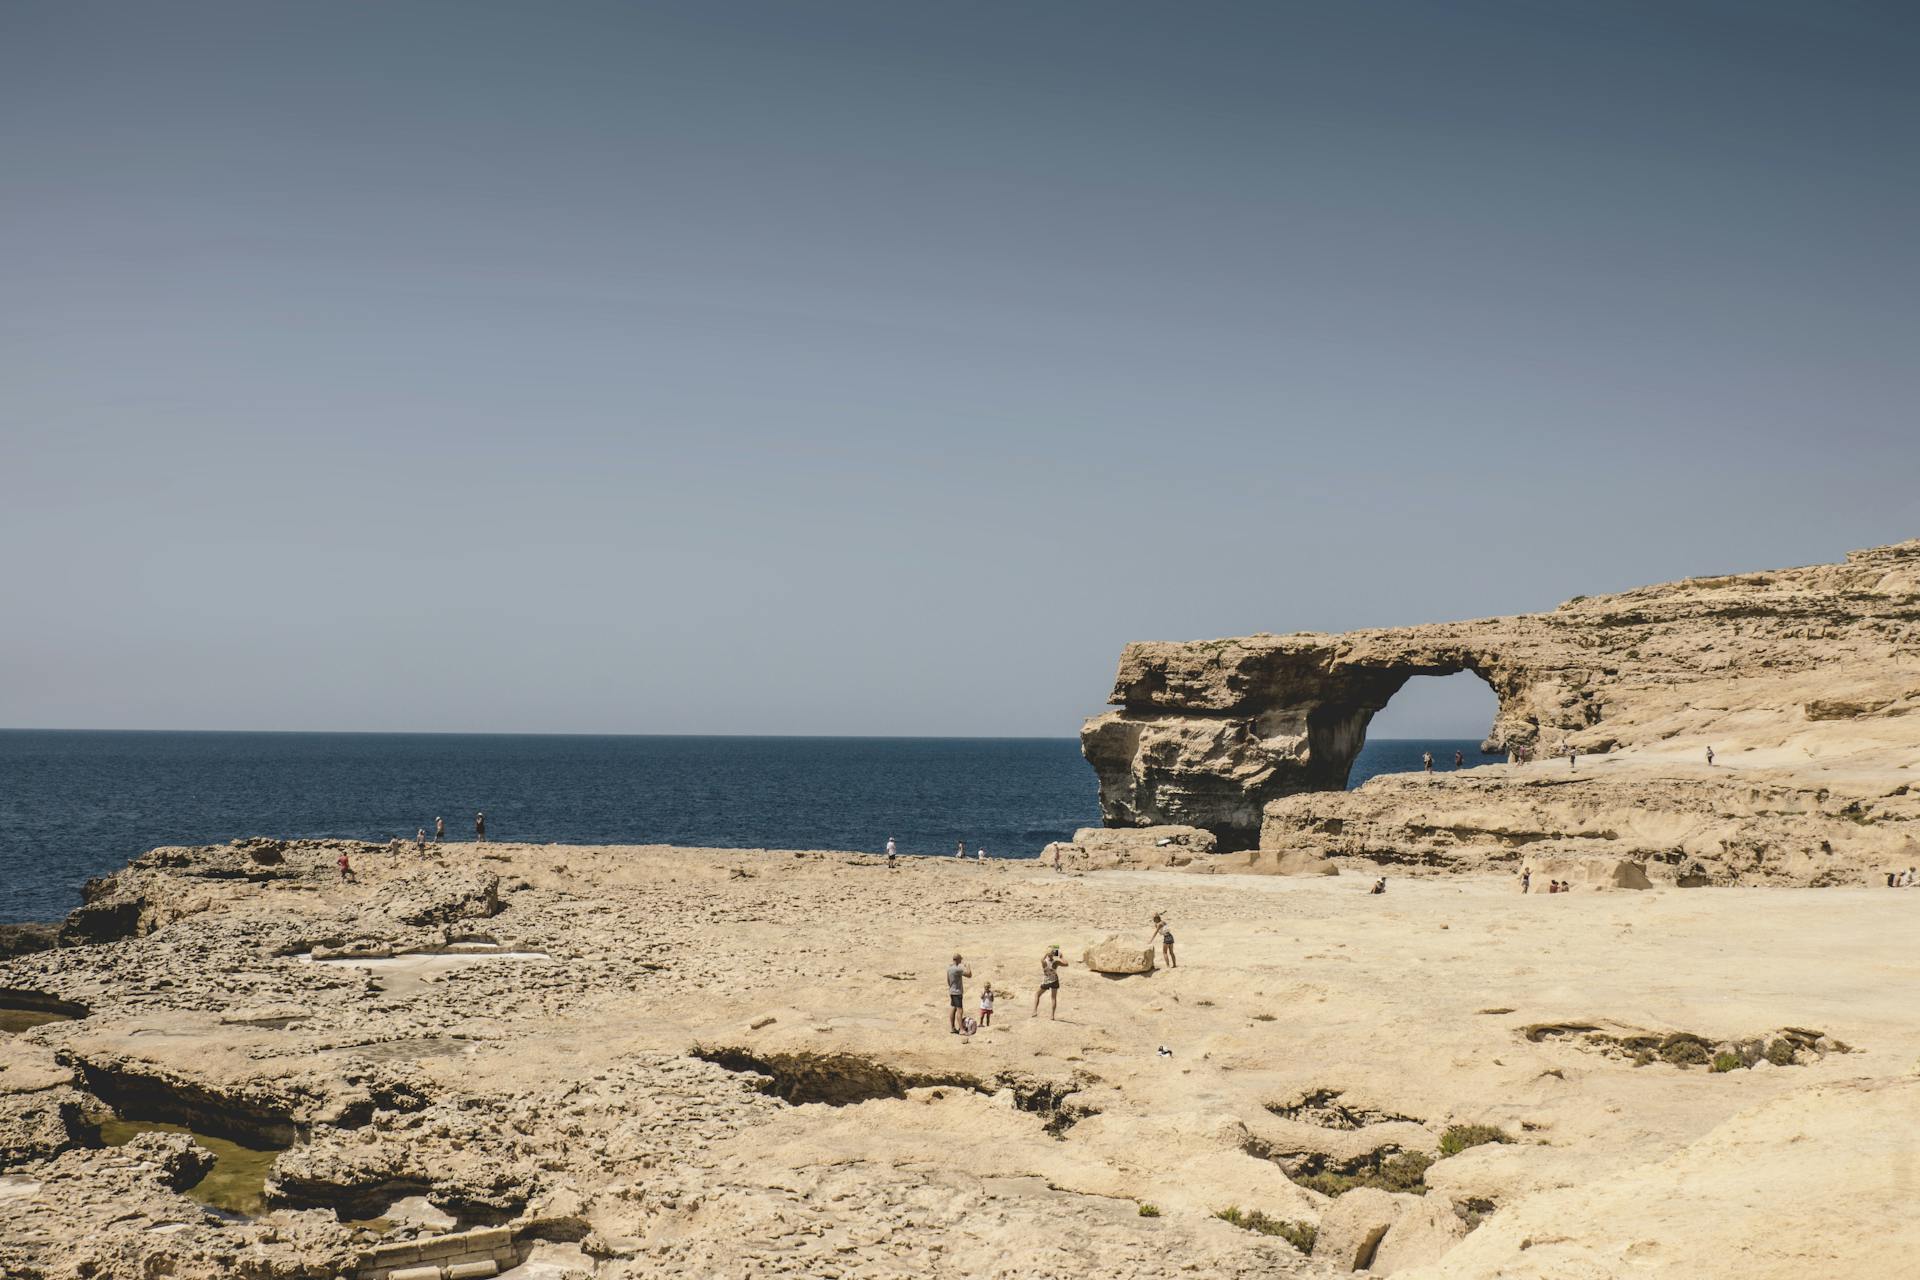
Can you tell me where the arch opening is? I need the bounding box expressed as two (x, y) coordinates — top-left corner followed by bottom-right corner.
(1345, 670), (1503, 790)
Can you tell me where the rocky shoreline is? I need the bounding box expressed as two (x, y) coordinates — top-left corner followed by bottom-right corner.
(5, 837), (1919, 1278)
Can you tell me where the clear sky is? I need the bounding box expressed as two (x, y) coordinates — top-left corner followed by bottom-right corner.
(3, 2), (1915, 738)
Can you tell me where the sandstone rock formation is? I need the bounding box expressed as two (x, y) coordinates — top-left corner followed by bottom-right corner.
(1195, 848), (1339, 877)
(1041, 825), (1215, 872)
(1083, 541), (1920, 881)
(7, 838), (1920, 1278)
(1081, 935), (1156, 975)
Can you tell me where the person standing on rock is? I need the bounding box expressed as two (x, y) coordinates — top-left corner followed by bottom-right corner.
(1149, 914), (1176, 968)
(886, 836), (897, 859)
(955, 840), (966, 859)
(1522, 867), (1532, 894)
(415, 828), (426, 852)
(1033, 946), (1067, 1020)
(434, 816), (444, 842)
(337, 850), (356, 883)
(475, 811), (487, 843)
(1706, 745), (1715, 766)
(946, 954), (972, 1034)
(1423, 751), (1433, 772)
(1568, 748), (1577, 772)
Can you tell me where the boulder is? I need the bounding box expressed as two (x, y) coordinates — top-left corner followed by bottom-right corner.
(125, 1131), (216, 1192)
(1309, 1187), (1464, 1274)
(1081, 935), (1155, 975)
(1368, 1193), (1468, 1274)
(0, 923), (59, 961)
(1311, 1187), (1405, 1271)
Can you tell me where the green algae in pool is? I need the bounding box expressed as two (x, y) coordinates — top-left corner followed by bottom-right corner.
(0, 1009), (72, 1034)
(95, 1118), (285, 1218)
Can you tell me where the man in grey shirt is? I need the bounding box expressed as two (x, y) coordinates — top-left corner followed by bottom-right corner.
(946, 954), (972, 1035)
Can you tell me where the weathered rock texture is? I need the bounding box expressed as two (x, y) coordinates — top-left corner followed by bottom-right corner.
(1083, 541), (1920, 879)
(7, 839), (1920, 1279)
(1041, 826), (1216, 872)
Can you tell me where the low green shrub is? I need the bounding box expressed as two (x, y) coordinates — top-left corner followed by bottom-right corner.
(1710, 1052), (1744, 1073)
(1438, 1124), (1512, 1156)
(1294, 1151), (1433, 1197)
(1214, 1207), (1316, 1253)
(1660, 1034), (1711, 1066)
(1137, 1202), (1160, 1217)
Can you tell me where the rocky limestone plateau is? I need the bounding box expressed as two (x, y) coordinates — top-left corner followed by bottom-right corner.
(5, 838), (1920, 1279)
(1082, 540), (1920, 882)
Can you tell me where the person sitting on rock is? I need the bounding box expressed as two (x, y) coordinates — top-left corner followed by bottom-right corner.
(1371, 877), (1387, 895)
(1149, 913), (1176, 968)
(1033, 946), (1067, 1020)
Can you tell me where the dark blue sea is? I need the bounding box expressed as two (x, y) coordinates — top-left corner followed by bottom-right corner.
(0, 731), (1497, 923)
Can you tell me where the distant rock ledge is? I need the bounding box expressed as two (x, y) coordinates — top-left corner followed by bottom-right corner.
(1082, 540), (1920, 884)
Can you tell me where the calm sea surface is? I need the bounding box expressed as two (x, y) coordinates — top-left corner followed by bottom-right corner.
(0, 731), (1497, 923)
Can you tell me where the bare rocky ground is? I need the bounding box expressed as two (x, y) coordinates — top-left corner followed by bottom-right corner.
(5, 838), (1920, 1279)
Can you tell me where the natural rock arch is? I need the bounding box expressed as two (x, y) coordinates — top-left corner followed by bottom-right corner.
(1081, 638), (1558, 848)
(1080, 541), (1920, 859)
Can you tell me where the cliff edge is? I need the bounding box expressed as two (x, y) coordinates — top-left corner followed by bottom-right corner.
(1082, 541), (1920, 882)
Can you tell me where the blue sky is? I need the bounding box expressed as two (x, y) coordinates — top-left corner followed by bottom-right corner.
(3, 2), (1914, 736)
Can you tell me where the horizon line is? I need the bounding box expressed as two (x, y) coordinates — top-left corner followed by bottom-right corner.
(0, 726), (1497, 742)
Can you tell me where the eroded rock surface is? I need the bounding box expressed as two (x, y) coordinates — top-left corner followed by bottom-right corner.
(1083, 541), (1920, 878)
(6, 839), (1918, 1279)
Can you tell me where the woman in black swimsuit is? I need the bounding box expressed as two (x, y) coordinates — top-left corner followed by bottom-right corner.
(1149, 913), (1176, 968)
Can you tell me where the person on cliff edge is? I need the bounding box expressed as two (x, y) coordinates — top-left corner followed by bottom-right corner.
(475, 811), (486, 842)
(434, 816), (444, 842)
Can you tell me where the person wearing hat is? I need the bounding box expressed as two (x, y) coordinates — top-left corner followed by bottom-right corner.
(1033, 944), (1068, 1020)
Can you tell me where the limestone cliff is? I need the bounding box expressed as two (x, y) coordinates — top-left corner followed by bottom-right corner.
(1082, 542), (1920, 877)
